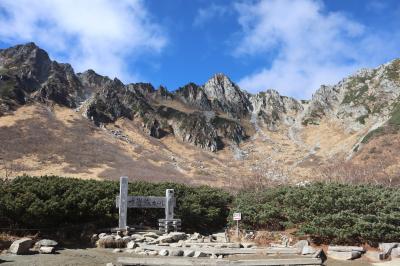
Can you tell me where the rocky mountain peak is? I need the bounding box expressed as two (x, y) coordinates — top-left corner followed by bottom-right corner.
(203, 73), (251, 117)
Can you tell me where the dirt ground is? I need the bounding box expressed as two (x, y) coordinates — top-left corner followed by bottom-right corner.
(0, 247), (387, 266)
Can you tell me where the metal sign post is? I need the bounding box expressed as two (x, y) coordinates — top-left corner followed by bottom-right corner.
(233, 212), (241, 238)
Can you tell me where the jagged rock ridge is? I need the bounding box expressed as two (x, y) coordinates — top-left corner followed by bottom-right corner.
(1, 42), (400, 154)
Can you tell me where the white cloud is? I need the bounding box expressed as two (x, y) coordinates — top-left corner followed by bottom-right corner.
(234, 0), (400, 99)
(0, 0), (167, 81)
(194, 4), (229, 27)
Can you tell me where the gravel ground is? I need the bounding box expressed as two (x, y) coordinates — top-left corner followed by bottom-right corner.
(0, 248), (380, 266)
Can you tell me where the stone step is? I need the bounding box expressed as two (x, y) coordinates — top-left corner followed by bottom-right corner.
(117, 257), (323, 266)
(139, 244), (300, 255)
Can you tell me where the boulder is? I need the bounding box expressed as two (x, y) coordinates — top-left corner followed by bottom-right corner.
(169, 250), (184, 256)
(122, 236), (131, 243)
(170, 242), (183, 248)
(392, 247), (400, 258)
(126, 241), (137, 249)
(35, 239), (58, 248)
(169, 232), (187, 242)
(39, 246), (55, 254)
(293, 240), (309, 252)
(212, 233), (227, 243)
(143, 232), (159, 239)
(98, 233), (107, 238)
(301, 245), (316, 255)
(134, 237), (145, 243)
(112, 248), (122, 253)
(147, 250), (158, 256)
(158, 249), (169, 256)
(378, 243), (399, 259)
(328, 250), (362, 260)
(183, 250), (195, 257)
(190, 233), (201, 240)
(194, 251), (207, 258)
(218, 255), (224, 259)
(328, 245), (365, 252)
(8, 238), (33, 255)
(379, 243), (398, 254)
(210, 253), (217, 259)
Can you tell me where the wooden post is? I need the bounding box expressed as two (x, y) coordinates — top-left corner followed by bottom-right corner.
(119, 176), (128, 230)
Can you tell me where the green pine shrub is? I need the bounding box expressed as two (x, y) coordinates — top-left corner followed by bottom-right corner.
(230, 183), (400, 245)
(0, 175), (231, 234)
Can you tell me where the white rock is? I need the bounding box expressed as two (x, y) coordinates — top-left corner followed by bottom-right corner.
(183, 250), (195, 257)
(126, 241), (137, 249)
(143, 232), (159, 239)
(293, 240), (309, 251)
(9, 238), (33, 255)
(194, 251), (207, 258)
(328, 250), (362, 260)
(158, 249), (169, 256)
(122, 236), (131, 243)
(112, 248), (122, 253)
(170, 242), (183, 248)
(35, 239), (58, 248)
(301, 245), (316, 255)
(98, 233), (107, 238)
(218, 255), (224, 259)
(39, 246), (55, 254)
(147, 250), (158, 256)
(379, 243), (399, 254)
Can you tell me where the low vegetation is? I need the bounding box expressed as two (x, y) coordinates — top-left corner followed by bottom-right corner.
(0, 176), (398, 246)
(230, 183), (400, 245)
(0, 175), (231, 234)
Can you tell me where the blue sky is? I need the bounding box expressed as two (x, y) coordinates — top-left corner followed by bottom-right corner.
(0, 0), (399, 99)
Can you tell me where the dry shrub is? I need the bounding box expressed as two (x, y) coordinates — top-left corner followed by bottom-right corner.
(253, 231), (279, 246)
(314, 158), (400, 187)
(96, 237), (126, 248)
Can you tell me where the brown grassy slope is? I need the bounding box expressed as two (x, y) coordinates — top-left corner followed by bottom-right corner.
(1, 103), (399, 187)
(0, 103), (259, 186)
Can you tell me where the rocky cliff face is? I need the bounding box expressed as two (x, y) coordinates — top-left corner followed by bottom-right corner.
(203, 73), (252, 118)
(0, 43), (86, 110)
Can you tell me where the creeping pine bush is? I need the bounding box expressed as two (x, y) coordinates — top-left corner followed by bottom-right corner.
(230, 183), (400, 245)
(0, 175), (231, 234)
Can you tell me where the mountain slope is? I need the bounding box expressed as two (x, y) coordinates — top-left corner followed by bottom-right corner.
(1, 43), (399, 186)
